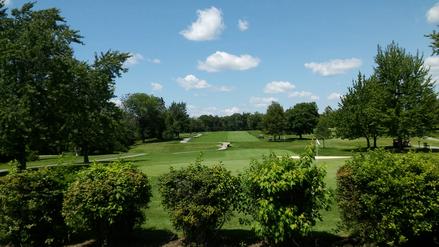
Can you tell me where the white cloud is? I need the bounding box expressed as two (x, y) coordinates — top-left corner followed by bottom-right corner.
(215, 85), (233, 92)
(198, 51), (260, 72)
(288, 91), (319, 100)
(425, 56), (439, 82)
(264, 81), (295, 94)
(151, 82), (163, 91)
(125, 53), (144, 66)
(427, 3), (439, 23)
(2, 0), (11, 6)
(238, 19), (249, 31)
(304, 58), (362, 76)
(249, 96), (278, 108)
(147, 58), (161, 64)
(187, 105), (219, 116)
(177, 74), (211, 90)
(224, 106), (240, 116)
(327, 92), (342, 100)
(180, 7), (224, 41)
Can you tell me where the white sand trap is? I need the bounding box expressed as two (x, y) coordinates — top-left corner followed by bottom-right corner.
(180, 138), (191, 143)
(194, 133), (202, 138)
(218, 142), (231, 151)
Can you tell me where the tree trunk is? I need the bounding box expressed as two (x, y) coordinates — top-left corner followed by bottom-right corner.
(373, 135), (377, 149)
(299, 133), (303, 139)
(323, 139), (326, 148)
(366, 137), (370, 149)
(17, 142), (26, 171)
(83, 143), (90, 164)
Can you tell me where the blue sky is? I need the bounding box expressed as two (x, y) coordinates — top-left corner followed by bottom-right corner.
(5, 0), (439, 116)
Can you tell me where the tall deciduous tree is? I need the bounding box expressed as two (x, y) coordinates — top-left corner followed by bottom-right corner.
(336, 73), (385, 148)
(285, 102), (319, 139)
(123, 93), (166, 142)
(263, 102), (286, 140)
(68, 51), (129, 163)
(165, 102), (189, 139)
(0, 3), (81, 169)
(374, 42), (438, 149)
(315, 107), (334, 148)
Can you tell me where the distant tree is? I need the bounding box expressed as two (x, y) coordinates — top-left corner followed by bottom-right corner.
(188, 117), (204, 133)
(68, 51), (129, 163)
(247, 112), (264, 130)
(263, 102), (286, 140)
(335, 73), (385, 148)
(374, 42), (438, 149)
(285, 102), (319, 139)
(315, 109), (333, 148)
(0, 3), (81, 169)
(165, 102), (189, 139)
(123, 93), (166, 142)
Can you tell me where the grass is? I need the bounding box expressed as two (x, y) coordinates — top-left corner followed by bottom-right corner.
(2, 130), (439, 244)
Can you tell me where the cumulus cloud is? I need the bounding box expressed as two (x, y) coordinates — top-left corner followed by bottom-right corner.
(177, 74), (211, 90)
(224, 106), (240, 116)
(198, 51), (260, 72)
(110, 97), (122, 107)
(238, 19), (249, 31)
(425, 56), (439, 82)
(264, 81), (295, 94)
(427, 3), (439, 23)
(304, 58), (362, 76)
(187, 105), (219, 116)
(327, 92), (342, 100)
(147, 58), (161, 64)
(151, 82), (163, 91)
(288, 91), (319, 100)
(249, 96), (278, 108)
(180, 7), (224, 41)
(125, 53), (144, 66)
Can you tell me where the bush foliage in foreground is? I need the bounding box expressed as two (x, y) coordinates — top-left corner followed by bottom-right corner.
(240, 147), (332, 245)
(337, 150), (439, 246)
(62, 161), (151, 245)
(0, 166), (72, 246)
(159, 158), (240, 243)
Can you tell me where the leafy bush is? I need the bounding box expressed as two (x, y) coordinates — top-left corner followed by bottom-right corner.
(62, 161), (151, 245)
(240, 147), (331, 245)
(159, 158), (240, 243)
(337, 150), (439, 246)
(0, 167), (70, 246)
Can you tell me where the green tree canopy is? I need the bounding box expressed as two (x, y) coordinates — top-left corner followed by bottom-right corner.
(374, 42), (438, 148)
(122, 93), (166, 142)
(285, 102), (319, 139)
(336, 73), (385, 148)
(263, 102), (286, 140)
(165, 102), (189, 139)
(0, 3), (81, 169)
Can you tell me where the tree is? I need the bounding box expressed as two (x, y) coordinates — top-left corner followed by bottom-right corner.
(263, 102), (286, 140)
(0, 3), (81, 169)
(122, 93), (166, 142)
(335, 73), (385, 148)
(165, 102), (189, 139)
(374, 42), (438, 149)
(68, 51), (129, 163)
(285, 102), (319, 139)
(315, 108), (334, 148)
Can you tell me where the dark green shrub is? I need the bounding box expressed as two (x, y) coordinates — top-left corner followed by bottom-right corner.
(337, 150), (439, 246)
(159, 158), (240, 243)
(240, 147), (331, 245)
(0, 167), (69, 246)
(62, 161), (151, 246)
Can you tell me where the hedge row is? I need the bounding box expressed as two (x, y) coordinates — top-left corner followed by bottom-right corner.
(0, 161), (151, 247)
(1, 149), (438, 246)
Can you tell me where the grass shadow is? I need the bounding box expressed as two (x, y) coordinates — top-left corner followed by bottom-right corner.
(110, 228), (177, 247)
